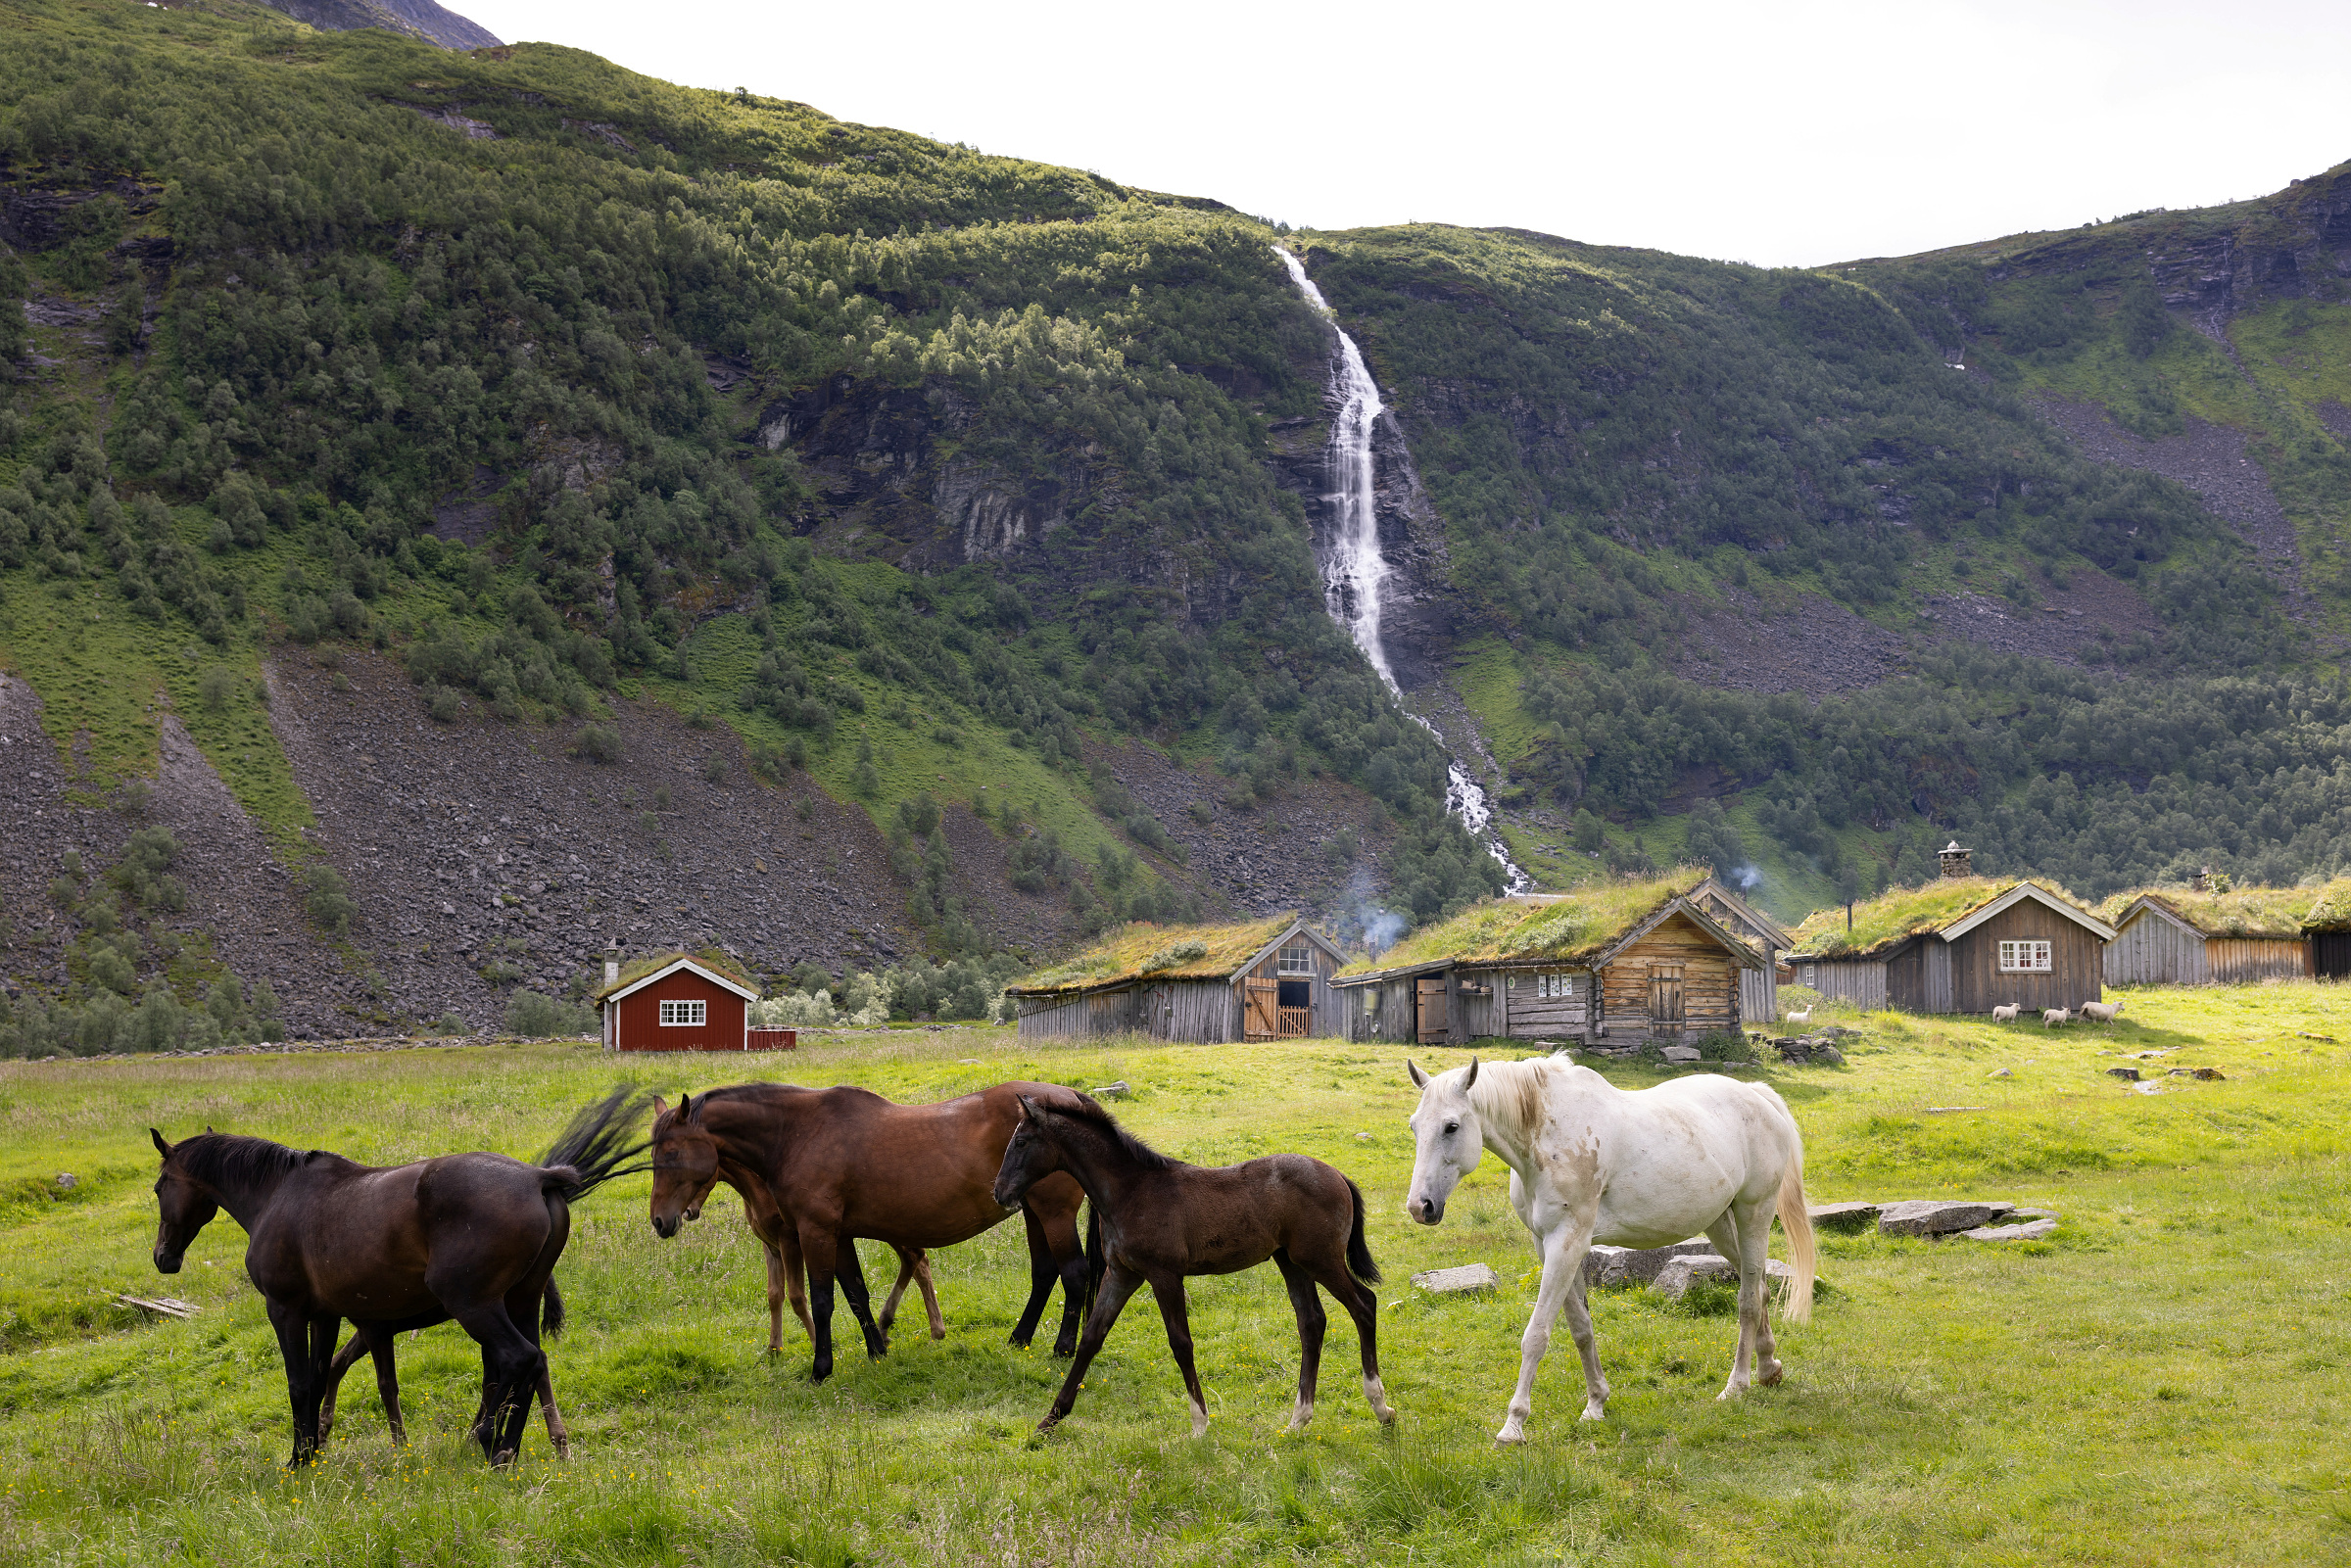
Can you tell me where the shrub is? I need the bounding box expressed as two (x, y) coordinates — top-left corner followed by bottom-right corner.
(428, 686), (464, 724)
(304, 864), (356, 935)
(198, 666), (235, 713)
(573, 723), (622, 763)
(1142, 939), (1207, 973)
(504, 990), (598, 1037)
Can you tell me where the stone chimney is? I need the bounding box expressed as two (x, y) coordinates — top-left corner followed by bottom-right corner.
(2191, 866), (2213, 892)
(1938, 840), (1972, 879)
(603, 957), (621, 986)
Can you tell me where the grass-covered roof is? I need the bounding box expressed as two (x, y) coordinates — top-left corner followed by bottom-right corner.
(1008, 915), (1304, 994)
(2300, 879), (2351, 933)
(1334, 870), (1714, 976)
(1791, 877), (2101, 959)
(591, 950), (755, 1002)
(2100, 885), (2316, 940)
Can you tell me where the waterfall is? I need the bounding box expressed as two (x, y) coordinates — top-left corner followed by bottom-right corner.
(1276, 248), (1531, 894)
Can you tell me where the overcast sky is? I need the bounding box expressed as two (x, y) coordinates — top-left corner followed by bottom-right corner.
(458, 0), (2351, 267)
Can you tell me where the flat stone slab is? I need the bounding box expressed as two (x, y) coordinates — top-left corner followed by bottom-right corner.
(1878, 1200), (2014, 1237)
(2168, 1066), (2226, 1080)
(2106, 1067), (2142, 1081)
(1807, 1201), (1882, 1233)
(1652, 1254), (1797, 1300)
(1412, 1263), (1500, 1295)
(1659, 1045), (1703, 1064)
(1959, 1217), (2058, 1242)
(1584, 1237), (1717, 1287)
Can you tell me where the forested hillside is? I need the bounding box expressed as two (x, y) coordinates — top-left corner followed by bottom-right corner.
(4, 0), (2349, 1052)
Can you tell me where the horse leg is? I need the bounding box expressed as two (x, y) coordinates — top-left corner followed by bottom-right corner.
(1499, 1219), (1593, 1443)
(455, 1306), (546, 1465)
(1304, 1252), (1396, 1425)
(876, 1246), (923, 1349)
(1039, 1259), (1144, 1433)
(779, 1229), (814, 1343)
(763, 1242), (790, 1354)
(1271, 1251), (1325, 1434)
(534, 1366), (570, 1459)
(1042, 1202), (1089, 1357)
(798, 1224), (843, 1383)
(1708, 1201), (1780, 1398)
(504, 1276), (568, 1460)
(1010, 1207), (1056, 1348)
(318, 1330), (371, 1447)
(368, 1334), (409, 1446)
(833, 1235), (888, 1359)
(912, 1248), (945, 1340)
(265, 1302), (331, 1466)
(1147, 1275), (1212, 1439)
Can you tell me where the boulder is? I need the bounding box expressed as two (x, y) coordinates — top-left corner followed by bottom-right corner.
(1958, 1217), (2057, 1242)
(1652, 1254), (1796, 1300)
(2168, 1066), (2226, 1080)
(2106, 1067), (2141, 1081)
(1659, 1045), (1702, 1064)
(1878, 1199), (2014, 1237)
(1411, 1263), (1500, 1295)
(1584, 1236), (1716, 1287)
(1806, 1201), (1880, 1234)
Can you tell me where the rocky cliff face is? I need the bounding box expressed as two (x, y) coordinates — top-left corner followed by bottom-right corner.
(257, 0), (501, 51)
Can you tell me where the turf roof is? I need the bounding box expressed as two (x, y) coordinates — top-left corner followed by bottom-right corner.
(1789, 877), (2097, 959)
(1009, 914), (1306, 993)
(2100, 884), (2318, 940)
(1333, 869), (1714, 977)
(2300, 879), (2351, 933)
(590, 949), (755, 1002)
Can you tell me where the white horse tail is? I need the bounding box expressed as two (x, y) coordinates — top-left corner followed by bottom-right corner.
(1775, 1148), (1816, 1326)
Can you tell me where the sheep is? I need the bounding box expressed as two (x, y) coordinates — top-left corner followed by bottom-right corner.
(1784, 1006), (1812, 1025)
(2080, 1000), (2124, 1024)
(1991, 1003), (2020, 1022)
(2042, 1008), (2072, 1027)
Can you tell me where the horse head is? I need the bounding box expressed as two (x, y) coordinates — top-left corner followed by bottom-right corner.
(992, 1095), (1067, 1211)
(148, 1128), (219, 1274)
(647, 1094), (720, 1239)
(1403, 1056), (1483, 1226)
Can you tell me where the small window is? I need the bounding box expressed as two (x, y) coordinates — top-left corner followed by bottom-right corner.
(1998, 940), (2052, 973)
(1534, 972), (1576, 999)
(1277, 945), (1315, 976)
(659, 999), (707, 1026)
(1362, 988), (1379, 1014)
(1801, 964), (1816, 986)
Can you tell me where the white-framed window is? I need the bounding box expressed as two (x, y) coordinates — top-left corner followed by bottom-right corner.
(1801, 964), (1816, 986)
(659, 999), (708, 1026)
(1534, 972), (1576, 998)
(1277, 945), (1315, 976)
(1998, 940), (2052, 973)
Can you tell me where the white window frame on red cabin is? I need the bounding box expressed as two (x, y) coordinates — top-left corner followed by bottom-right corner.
(1997, 940), (2052, 973)
(659, 999), (707, 1026)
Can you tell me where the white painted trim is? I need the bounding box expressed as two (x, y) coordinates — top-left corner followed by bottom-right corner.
(601, 956), (761, 1005)
(2114, 895), (2201, 939)
(658, 998), (709, 1026)
(1938, 882), (2117, 944)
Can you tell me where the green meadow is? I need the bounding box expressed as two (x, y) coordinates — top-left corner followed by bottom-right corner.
(1, 984), (2347, 1565)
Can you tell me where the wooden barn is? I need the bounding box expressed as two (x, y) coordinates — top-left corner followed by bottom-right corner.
(2303, 880), (2351, 979)
(1328, 870), (1764, 1048)
(595, 952), (761, 1052)
(2099, 886), (2313, 985)
(1789, 878), (2114, 1015)
(1006, 915), (1347, 1042)
(1691, 876), (1792, 1023)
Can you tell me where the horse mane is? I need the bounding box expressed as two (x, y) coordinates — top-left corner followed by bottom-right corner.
(1464, 1057), (1559, 1142)
(1037, 1092), (1178, 1172)
(176, 1132), (311, 1191)
(652, 1080), (815, 1134)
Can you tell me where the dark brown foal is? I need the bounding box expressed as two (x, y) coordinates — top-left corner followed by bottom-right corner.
(992, 1091), (1396, 1438)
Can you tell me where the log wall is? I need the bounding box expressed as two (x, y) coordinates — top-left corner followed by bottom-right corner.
(1597, 915), (1742, 1039)
(1950, 903), (2103, 1014)
(1496, 969), (1594, 1040)
(1801, 956), (1889, 1011)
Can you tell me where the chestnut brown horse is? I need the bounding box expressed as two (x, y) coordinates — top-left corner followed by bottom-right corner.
(149, 1085), (651, 1466)
(648, 1081), (1091, 1382)
(993, 1091), (1395, 1438)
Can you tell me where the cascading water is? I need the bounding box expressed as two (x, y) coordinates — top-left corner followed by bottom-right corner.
(1276, 248), (1531, 893)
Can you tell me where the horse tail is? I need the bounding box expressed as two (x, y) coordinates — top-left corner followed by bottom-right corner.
(1774, 1138), (1816, 1327)
(541, 1274), (567, 1340)
(537, 1082), (657, 1200)
(1082, 1200), (1104, 1321)
(1343, 1176), (1381, 1286)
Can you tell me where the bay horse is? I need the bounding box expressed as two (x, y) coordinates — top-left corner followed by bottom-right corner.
(647, 1081), (1092, 1383)
(149, 1084), (653, 1466)
(1403, 1055), (1815, 1442)
(992, 1090), (1395, 1438)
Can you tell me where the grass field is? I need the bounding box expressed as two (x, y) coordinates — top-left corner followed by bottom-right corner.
(2, 985), (2348, 1565)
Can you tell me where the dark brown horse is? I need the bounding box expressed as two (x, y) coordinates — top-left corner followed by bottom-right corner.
(149, 1086), (651, 1466)
(648, 1081), (1091, 1382)
(993, 1091), (1396, 1438)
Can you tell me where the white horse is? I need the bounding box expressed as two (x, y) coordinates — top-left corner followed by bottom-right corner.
(1404, 1055), (1815, 1442)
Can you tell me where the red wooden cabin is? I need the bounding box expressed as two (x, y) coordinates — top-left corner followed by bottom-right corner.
(595, 954), (761, 1052)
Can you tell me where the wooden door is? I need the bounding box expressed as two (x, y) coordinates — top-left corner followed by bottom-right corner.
(1244, 977), (1278, 1040)
(1415, 976), (1450, 1045)
(1649, 965), (1685, 1036)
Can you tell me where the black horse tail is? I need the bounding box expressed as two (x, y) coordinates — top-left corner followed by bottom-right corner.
(538, 1082), (657, 1200)
(1082, 1200), (1104, 1320)
(1344, 1177), (1381, 1285)
(541, 1275), (567, 1339)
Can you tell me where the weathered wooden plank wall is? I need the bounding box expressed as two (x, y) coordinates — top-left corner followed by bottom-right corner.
(1018, 987), (1139, 1038)
(2207, 938), (2310, 984)
(1499, 970), (1593, 1040)
(2104, 914), (2210, 985)
(1803, 958), (1889, 1010)
(1951, 904), (2102, 1014)
(1599, 917), (1741, 1039)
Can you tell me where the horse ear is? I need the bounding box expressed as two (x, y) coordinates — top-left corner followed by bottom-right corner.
(682, 1093), (703, 1124)
(650, 1095), (668, 1117)
(1406, 1060), (1428, 1089)
(1016, 1094), (1040, 1120)
(1463, 1056), (1480, 1089)
(150, 1127), (171, 1159)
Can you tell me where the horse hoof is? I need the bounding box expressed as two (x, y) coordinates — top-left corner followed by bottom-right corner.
(1494, 1425), (1527, 1446)
(1758, 1362), (1784, 1388)
(492, 1448), (517, 1468)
